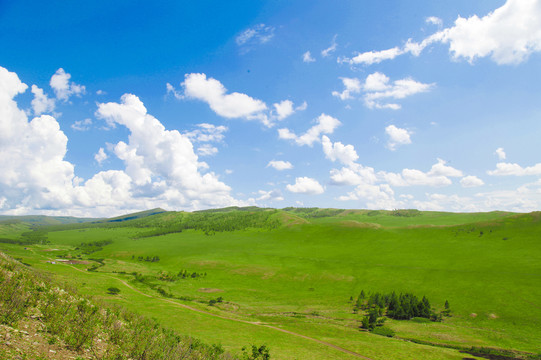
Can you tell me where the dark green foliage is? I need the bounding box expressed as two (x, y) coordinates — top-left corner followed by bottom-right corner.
(371, 326), (395, 337)
(354, 290), (446, 321)
(107, 287), (121, 295)
(137, 255), (160, 262)
(282, 207), (344, 218)
(0, 230), (49, 245)
(135, 210), (281, 238)
(241, 345), (271, 360)
(77, 239), (113, 254)
(390, 209), (421, 217)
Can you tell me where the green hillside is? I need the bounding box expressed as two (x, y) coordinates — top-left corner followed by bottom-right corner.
(1, 208), (539, 360)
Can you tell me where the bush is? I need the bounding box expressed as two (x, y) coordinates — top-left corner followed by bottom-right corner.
(371, 326), (395, 337)
(107, 287), (121, 295)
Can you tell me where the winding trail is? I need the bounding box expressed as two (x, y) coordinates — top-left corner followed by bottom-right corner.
(35, 250), (374, 360)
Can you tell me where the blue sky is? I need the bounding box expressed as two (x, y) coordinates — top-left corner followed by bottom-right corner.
(1, 0), (541, 217)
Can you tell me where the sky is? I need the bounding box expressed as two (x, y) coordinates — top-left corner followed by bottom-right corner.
(1, 0), (541, 217)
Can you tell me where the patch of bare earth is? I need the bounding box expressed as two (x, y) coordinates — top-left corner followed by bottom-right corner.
(198, 288), (223, 293)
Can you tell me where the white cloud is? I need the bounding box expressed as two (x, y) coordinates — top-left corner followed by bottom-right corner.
(487, 162), (541, 176)
(95, 148), (108, 165)
(321, 35), (338, 57)
(197, 144), (218, 157)
(428, 158), (463, 177)
(0, 66), (245, 217)
(71, 118), (92, 131)
(426, 16), (443, 26)
(460, 175), (485, 187)
(185, 123), (228, 143)
(273, 100), (294, 120)
(341, 47), (403, 65)
(286, 177), (324, 195)
(363, 72), (434, 109)
(296, 101), (308, 111)
(337, 183), (399, 210)
(96, 90), (106, 95)
(332, 77), (362, 100)
(166, 83), (183, 100)
(256, 189), (284, 202)
(278, 113), (341, 146)
(380, 159), (462, 187)
(267, 160), (293, 171)
(30, 85), (55, 115)
(381, 169), (452, 187)
(49, 68), (86, 101)
(303, 51), (316, 62)
(342, 0), (541, 66)
(495, 147), (506, 160)
(385, 125), (412, 150)
(330, 163), (378, 186)
(439, 0), (541, 64)
(182, 73), (269, 124)
(236, 24), (275, 46)
(321, 135), (359, 165)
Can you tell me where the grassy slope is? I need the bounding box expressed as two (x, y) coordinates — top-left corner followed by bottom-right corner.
(1, 209), (540, 359)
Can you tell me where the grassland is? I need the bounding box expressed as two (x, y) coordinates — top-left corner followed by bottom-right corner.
(1, 208), (540, 359)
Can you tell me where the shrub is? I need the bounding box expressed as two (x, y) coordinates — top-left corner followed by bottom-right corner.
(371, 326), (395, 337)
(107, 287), (121, 295)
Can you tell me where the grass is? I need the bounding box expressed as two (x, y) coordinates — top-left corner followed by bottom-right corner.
(1, 208), (540, 359)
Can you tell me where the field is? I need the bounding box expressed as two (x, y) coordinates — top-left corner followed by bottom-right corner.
(1, 208), (540, 359)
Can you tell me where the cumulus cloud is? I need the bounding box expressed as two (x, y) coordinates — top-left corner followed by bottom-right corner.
(487, 162), (541, 176)
(267, 160), (293, 171)
(286, 177), (324, 195)
(321, 135), (359, 165)
(385, 125), (412, 150)
(337, 183), (398, 209)
(278, 113), (341, 146)
(380, 159), (462, 187)
(95, 148), (108, 165)
(30, 85), (55, 115)
(182, 73), (268, 123)
(439, 0), (541, 64)
(236, 24), (275, 47)
(50, 68), (85, 101)
(495, 147), (506, 160)
(330, 163), (378, 186)
(0, 66), (242, 216)
(256, 189), (284, 202)
(332, 77), (362, 100)
(303, 51), (316, 62)
(460, 175), (485, 187)
(71, 118), (92, 131)
(341, 0), (541, 66)
(363, 72), (434, 109)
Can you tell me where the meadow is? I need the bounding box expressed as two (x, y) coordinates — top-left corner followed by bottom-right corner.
(1, 208), (540, 359)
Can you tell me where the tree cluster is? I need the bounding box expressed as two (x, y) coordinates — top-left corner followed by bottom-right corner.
(353, 290), (450, 323)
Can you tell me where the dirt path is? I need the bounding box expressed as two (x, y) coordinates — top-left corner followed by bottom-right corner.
(36, 251), (374, 360)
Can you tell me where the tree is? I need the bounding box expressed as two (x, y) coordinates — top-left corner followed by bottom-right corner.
(242, 345), (270, 360)
(107, 287), (120, 295)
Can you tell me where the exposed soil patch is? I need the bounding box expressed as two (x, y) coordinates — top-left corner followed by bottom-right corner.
(198, 288), (223, 293)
